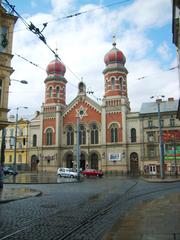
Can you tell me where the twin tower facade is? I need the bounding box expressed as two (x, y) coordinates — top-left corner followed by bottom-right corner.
(29, 41), (140, 174)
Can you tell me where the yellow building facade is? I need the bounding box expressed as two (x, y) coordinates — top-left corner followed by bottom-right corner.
(0, 118), (29, 171)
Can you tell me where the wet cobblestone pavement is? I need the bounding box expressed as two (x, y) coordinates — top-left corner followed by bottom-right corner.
(0, 176), (180, 240)
(103, 192), (180, 240)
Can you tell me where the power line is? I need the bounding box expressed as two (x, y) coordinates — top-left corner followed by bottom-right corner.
(15, 53), (46, 71)
(7, 0), (132, 34)
(136, 66), (178, 81)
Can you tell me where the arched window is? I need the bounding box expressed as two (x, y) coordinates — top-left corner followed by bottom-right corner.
(18, 154), (22, 163)
(110, 124), (118, 142)
(33, 134), (37, 147)
(91, 124), (98, 144)
(67, 126), (74, 145)
(119, 77), (123, 90)
(131, 128), (136, 142)
(56, 86), (60, 97)
(46, 128), (53, 145)
(79, 125), (86, 145)
(49, 86), (52, 97)
(111, 77), (115, 90)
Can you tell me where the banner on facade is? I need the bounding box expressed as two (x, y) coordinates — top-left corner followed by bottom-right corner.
(109, 153), (122, 161)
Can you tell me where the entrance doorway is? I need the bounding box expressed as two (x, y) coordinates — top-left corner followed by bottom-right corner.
(31, 155), (38, 171)
(130, 152), (139, 174)
(91, 153), (98, 169)
(66, 154), (73, 168)
(80, 153), (86, 170)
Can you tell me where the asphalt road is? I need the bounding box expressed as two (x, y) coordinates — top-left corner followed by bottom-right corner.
(1, 176), (180, 240)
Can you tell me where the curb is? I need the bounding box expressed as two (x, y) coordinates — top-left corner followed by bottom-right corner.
(0, 188), (42, 203)
(141, 176), (180, 183)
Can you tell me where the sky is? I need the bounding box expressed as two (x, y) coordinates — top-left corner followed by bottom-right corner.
(3, 0), (179, 119)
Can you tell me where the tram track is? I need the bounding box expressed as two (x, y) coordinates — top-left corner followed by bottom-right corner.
(0, 180), (180, 240)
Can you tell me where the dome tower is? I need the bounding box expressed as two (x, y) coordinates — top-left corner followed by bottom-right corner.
(103, 38), (130, 111)
(44, 55), (67, 107)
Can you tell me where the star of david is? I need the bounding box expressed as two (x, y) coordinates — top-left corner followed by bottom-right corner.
(76, 105), (87, 119)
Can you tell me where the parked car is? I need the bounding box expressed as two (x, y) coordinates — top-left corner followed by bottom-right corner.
(3, 166), (18, 176)
(81, 169), (103, 178)
(57, 168), (78, 178)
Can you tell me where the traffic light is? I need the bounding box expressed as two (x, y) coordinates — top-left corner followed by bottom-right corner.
(23, 138), (26, 145)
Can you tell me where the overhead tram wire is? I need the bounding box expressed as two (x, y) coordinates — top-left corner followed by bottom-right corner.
(8, 0), (133, 34)
(136, 66), (178, 81)
(4, 0), (82, 84)
(15, 53), (46, 71)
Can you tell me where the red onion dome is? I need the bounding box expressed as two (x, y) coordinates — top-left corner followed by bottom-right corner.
(46, 58), (66, 76)
(104, 42), (126, 66)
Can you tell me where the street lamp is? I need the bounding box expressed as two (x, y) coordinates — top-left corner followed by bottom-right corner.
(13, 106), (28, 173)
(151, 95), (165, 179)
(10, 79), (28, 85)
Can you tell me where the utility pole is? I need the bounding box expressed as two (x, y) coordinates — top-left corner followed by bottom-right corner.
(151, 96), (165, 179)
(0, 128), (6, 189)
(157, 99), (164, 179)
(76, 117), (80, 181)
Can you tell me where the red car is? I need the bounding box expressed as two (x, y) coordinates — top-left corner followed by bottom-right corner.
(81, 169), (103, 178)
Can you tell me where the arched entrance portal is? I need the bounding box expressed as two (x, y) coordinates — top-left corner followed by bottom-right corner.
(80, 153), (86, 170)
(91, 153), (98, 170)
(66, 154), (73, 168)
(31, 155), (38, 171)
(130, 152), (139, 174)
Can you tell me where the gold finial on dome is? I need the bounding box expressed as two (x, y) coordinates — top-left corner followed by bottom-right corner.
(112, 35), (116, 47)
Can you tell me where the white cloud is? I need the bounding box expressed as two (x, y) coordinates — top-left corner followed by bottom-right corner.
(9, 0), (178, 117)
(157, 42), (172, 60)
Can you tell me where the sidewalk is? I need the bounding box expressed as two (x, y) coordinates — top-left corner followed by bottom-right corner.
(0, 187), (41, 203)
(103, 192), (180, 240)
(103, 176), (180, 240)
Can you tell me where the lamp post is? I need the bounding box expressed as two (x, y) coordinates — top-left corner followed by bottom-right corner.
(10, 79), (28, 85)
(13, 107), (28, 173)
(76, 117), (80, 181)
(151, 95), (165, 179)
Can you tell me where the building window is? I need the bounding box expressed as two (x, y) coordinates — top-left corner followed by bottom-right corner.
(46, 128), (53, 145)
(119, 77), (123, 90)
(148, 120), (153, 128)
(170, 118), (175, 127)
(49, 87), (53, 97)
(56, 86), (60, 97)
(110, 124), (118, 143)
(147, 146), (155, 158)
(67, 126), (74, 145)
(111, 77), (115, 90)
(10, 129), (14, 137)
(9, 155), (12, 162)
(19, 142), (22, 149)
(18, 154), (22, 163)
(91, 124), (98, 144)
(147, 132), (154, 142)
(131, 128), (136, 142)
(160, 119), (164, 128)
(18, 128), (23, 136)
(79, 125), (86, 145)
(33, 134), (37, 147)
(0, 79), (2, 106)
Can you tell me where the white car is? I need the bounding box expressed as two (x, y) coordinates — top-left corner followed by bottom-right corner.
(57, 168), (78, 178)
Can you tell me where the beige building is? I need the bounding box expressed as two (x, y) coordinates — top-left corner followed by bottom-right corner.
(0, 2), (17, 130)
